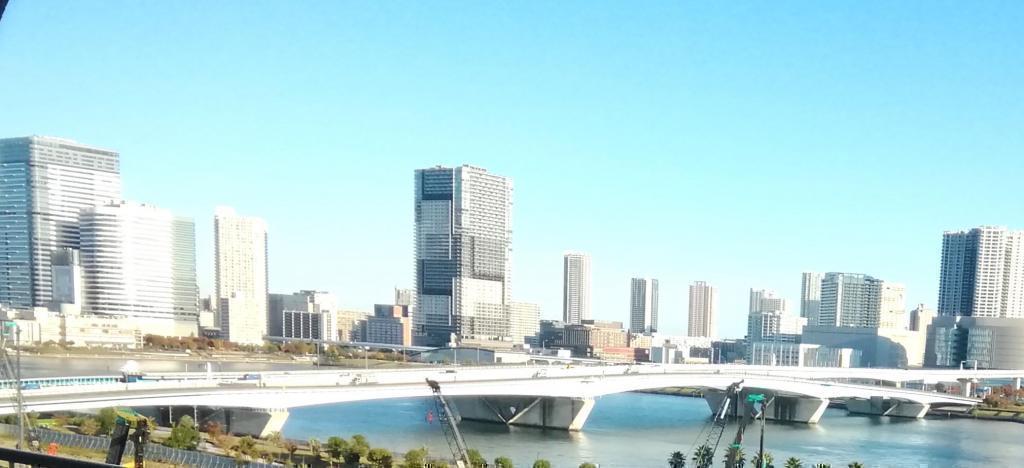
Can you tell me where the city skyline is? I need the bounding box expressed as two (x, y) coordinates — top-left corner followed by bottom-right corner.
(3, 3), (1023, 338)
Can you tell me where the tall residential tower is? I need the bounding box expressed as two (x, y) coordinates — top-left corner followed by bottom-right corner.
(562, 252), (591, 324)
(688, 281), (717, 338)
(215, 207), (268, 345)
(938, 226), (1024, 318)
(0, 136), (121, 310)
(414, 165), (513, 346)
(629, 278), (658, 334)
(800, 272), (823, 326)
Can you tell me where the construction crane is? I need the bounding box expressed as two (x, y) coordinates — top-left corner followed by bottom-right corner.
(724, 392), (775, 468)
(105, 408), (151, 468)
(426, 378), (471, 468)
(692, 380), (743, 468)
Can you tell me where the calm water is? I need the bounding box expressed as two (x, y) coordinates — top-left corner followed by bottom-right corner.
(284, 393), (1024, 468)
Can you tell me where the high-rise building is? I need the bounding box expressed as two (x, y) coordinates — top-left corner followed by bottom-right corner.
(394, 288), (414, 307)
(879, 282), (908, 329)
(562, 252), (591, 324)
(818, 273), (883, 328)
(0, 136), (121, 310)
(800, 272), (823, 325)
(688, 281), (717, 338)
(414, 165), (513, 345)
(629, 278), (659, 334)
(214, 207), (268, 345)
(910, 304), (936, 332)
(938, 226), (1024, 318)
(745, 288), (803, 359)
(509, 301), (540, 344)
(749, 289), (787, 314)
(50, 248), (83, 315)
(79, 202), (198, 324)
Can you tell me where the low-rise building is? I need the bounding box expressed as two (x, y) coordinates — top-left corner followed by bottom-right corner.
(925, 316), (1024, 369)
(336, 310), (369, 342)
(801, 325), (927, 368)
(13, 309), (141, 349)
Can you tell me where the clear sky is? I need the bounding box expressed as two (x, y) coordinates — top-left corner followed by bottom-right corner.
(2, 1), (1022, 338)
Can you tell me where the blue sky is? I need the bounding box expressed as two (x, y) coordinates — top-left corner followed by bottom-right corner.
(2, 1), (1022, 338)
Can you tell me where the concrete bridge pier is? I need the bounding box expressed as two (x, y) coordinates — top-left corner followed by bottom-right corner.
(450, 396), (595, 431)
(1014, 377), (1021, 391)
(846, 397), (929, 418)
(703, 389), (829, 424)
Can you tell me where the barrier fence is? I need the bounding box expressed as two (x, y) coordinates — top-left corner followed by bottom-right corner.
(0, 423), (279, 467)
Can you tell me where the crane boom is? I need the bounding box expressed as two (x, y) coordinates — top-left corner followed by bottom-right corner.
(694, 380), (743, 468)
(426, 378), (471, 468)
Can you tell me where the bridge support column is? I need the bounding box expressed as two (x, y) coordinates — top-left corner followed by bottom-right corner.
(847, 397), (929, 419)
(224, 408), (290, 438)
(1015, 377), (1021, 392)
(450, 396), (595, 431)
(703, 390), (829, 424)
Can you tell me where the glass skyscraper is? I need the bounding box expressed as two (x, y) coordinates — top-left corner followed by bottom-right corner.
(0, 136), (121, 310)
(79, 201), (197, 322)
(414, 165), (513, 346)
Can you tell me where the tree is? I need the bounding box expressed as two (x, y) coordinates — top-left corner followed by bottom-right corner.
(233, 436), (258, 460)
(753, 452), (775, 468)
(342, 445), (363, 467)
(368, 447), (393, 467)
(164, 415), (200, 450)
(724, 446), (746, 468)
(468, 449), (488, 468)
(847, 463), (864, 468)
(692, 445), (714, 468)
(78, 418), (99, 436)
(97, 408), (118, 435)
(580, 463), (598, 468)
(494, 456), (515, 468)
(811, 464), (831, 468)
(309, 438), (323, 461)
(784, 458), (803, 468)
(327, 436), (349, 462)
(668, 451), (687, 468)
(404, 447), (429, 468)
(532, 460), (552, 468)
(283, 440), (300, 465)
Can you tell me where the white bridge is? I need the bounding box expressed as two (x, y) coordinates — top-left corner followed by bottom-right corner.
(3, 364), (1018, 436)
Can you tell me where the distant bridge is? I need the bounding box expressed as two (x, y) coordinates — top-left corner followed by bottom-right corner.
(1, 364), (1017, 436)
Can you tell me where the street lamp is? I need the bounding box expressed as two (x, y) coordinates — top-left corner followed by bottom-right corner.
(363, 346), (369, 370)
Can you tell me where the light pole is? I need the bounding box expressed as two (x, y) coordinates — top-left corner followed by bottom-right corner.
(14, 324), (24, 450)
(363, 346), (369, 370)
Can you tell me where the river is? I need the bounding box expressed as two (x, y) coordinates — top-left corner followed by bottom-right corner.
(17, 356), (1024, 467)
(283, 393), (1024, 468)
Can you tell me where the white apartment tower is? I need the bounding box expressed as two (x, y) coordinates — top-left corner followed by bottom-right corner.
(939, 226), (1024, 318)
(688, 281), (717, 338)
(562, 252), (591, 324)
(0, 136), (121, 310)
(629, 278), (659, 334)
(215, 207), (268, 345)
(818, 272), (904, 328)
(800, 272), (823, 325)
(79, 202), (198, 323)
(414, 166), (513, 346)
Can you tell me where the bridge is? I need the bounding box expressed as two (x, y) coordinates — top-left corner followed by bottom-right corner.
(2, 364), (1018, 436)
